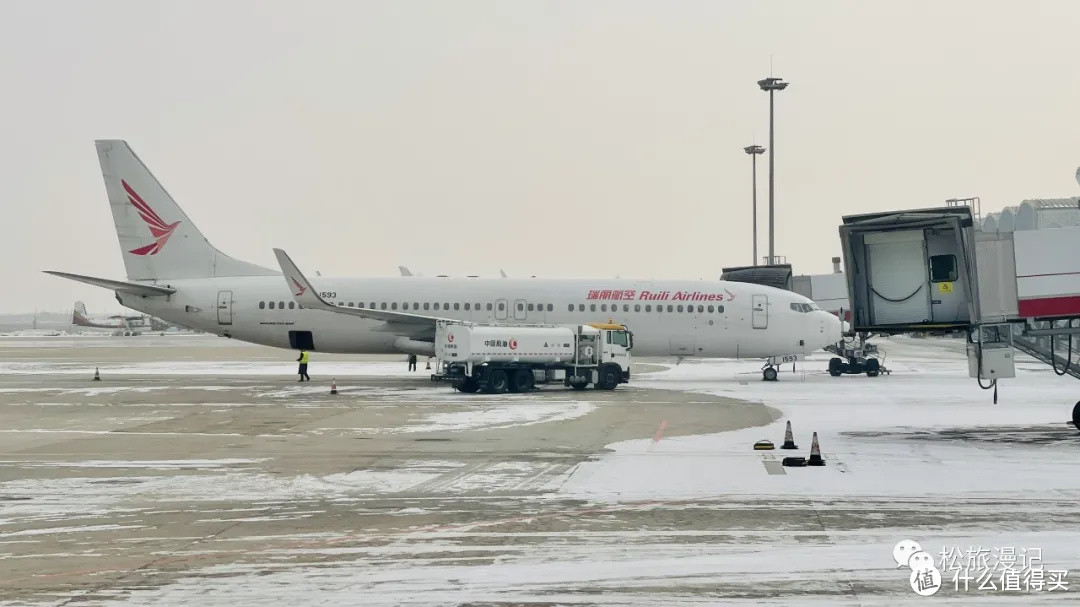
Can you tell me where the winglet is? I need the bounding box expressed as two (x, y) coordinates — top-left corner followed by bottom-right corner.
(399, 265), (413, 277)
(273, 249), (330, 310)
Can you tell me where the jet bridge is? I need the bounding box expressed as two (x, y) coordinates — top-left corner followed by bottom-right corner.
(837, 204), (1080, 425)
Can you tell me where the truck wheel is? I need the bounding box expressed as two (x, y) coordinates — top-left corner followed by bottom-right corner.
(485, 369), (509, 394)
(828, 358), (843, 377)
(865, 358), (880, 377)
(763, 366), (778, 382)
(1072, 401), (1080, 431)
(457, 378), (479, 393)
(597, 365), (620, 390)
(510, 369), (534, 393)
(569, 381), (588, 391)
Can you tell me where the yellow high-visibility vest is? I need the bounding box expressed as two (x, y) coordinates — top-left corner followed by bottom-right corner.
(299, 352), (309, 364)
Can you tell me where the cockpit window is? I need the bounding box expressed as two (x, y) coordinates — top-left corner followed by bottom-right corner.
(790, 303), (816, 313)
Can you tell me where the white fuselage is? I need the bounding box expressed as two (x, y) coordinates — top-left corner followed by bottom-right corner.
(119, 276), (842, 359)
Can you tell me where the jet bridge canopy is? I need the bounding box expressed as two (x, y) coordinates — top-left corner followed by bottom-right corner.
(839, 207), (979, 334)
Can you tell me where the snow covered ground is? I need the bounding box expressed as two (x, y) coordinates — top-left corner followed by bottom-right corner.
(5, 336), (1080, 605)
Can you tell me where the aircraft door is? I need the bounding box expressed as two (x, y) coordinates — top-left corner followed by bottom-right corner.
(513, 299), (527, 321)
(495, 299), (508, 321)
(752, 294), (768, 329)
(217, 290), (233, 325)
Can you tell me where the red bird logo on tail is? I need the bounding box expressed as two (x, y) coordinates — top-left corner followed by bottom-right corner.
(124, 180), (180, 256)
(291, 278), (307, 297)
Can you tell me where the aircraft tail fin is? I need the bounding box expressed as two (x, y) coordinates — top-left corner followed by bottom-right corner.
(95, 140), (276, 281)
(73, 301), (89, 326)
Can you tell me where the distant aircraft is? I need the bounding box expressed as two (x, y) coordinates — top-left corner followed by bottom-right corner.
(72, 301), (142, 329)
(71, 301), (146, 335)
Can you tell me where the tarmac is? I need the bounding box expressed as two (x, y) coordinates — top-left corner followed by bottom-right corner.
(3, 334), (1080, 605)
(0, 335), (777, 605)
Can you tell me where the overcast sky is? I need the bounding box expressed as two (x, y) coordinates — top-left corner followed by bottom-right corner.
(2, 1), (1078, 313)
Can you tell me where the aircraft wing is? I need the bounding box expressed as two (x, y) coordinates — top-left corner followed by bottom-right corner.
(273, 249), (451, 332)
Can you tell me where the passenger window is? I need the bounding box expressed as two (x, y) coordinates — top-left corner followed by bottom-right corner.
(634, 304), (641, 312)
(930, 254), (958, 282)
(707, 305), (714, 313)
(646, 305), (652, 312)
(547, 304), (553, 312)
(268, 301), (275, 309)
(568, 304), (574, 312)
(391, 302), (398, 310)
(718, 305), (725, 313)
(578, 304), (585, 312)
(623, 304), (630, 312)
(601, 304), (607, 312)
(486, 303), (493, 311)
(464, 303), (471, 311)
(590, 304), (596, 312)
(697, 305), (703, 313)
(667, 305), (674, 312)
(677, 305), (684, 312)
(444, 302), (450, 309)
(657, 305), (662, 313)
(453, 303), (460, 310)
(358, 302), (365, 308)
(289, 302), (296, 309)
(475, 303), (481, 310)
(380, 302), (387, 310)
(279, 301), (285, 309)
(498, 302), (505, 311)
(528, 303), (534, 311)
(259, 301), (265, 309)
(423, 302), (430, 310)
(413, 303), (419, 310)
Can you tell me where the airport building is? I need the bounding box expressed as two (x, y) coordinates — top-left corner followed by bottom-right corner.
(979, 197), (1080, 232)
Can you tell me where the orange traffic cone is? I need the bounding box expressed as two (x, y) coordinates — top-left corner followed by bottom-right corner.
(781, 420), (798, 450)
(93, 367), (101, 381)
(330, 379), (338, 395)
(807, 431), (825, 466)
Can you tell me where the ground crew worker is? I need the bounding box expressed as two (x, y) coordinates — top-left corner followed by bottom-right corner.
(408, 354), (417, 372)
(297, 350), (310, 382)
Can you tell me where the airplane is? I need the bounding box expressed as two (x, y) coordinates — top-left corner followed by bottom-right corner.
(71, 301), (146, 335)
(47, 140), (842, 381)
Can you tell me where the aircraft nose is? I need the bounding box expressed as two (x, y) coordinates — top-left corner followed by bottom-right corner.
(824, 312), (843, 345)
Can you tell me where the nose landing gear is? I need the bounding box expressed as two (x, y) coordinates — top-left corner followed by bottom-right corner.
(762, 364), (778, 382)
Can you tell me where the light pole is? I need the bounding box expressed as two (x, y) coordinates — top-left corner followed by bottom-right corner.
(757, 76), (788, 265)
(743, 145), (766, 266)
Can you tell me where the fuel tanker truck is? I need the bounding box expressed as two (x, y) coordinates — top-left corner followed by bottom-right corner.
(431, 320), (633, 393)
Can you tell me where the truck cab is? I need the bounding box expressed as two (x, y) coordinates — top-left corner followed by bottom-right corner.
(586, 323), (633, 383)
